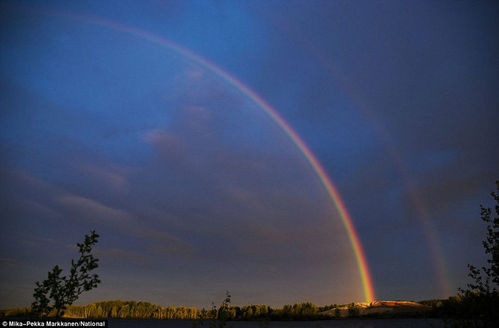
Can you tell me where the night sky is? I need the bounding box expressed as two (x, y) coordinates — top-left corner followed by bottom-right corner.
(1, 0), (498, 309)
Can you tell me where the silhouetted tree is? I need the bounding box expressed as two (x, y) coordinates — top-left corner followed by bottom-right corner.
(217, 290), (233, 320)
(463, 181), (499, 294)
(32, 230), (101, 317)
(455, 181), (499, 325)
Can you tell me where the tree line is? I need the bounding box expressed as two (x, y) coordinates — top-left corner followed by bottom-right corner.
(1, 301), (339, 320)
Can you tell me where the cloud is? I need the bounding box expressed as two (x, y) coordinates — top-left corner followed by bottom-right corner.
(57, 195), (135, 225)
(19, 200), (62, 219)
(56, 195), (195, 254)
(77, 164), (130, 191)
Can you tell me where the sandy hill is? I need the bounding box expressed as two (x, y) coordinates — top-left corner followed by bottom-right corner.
(321, 301), (432, 317)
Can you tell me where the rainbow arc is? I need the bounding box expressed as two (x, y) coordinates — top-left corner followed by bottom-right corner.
(45, 11), (376, 302)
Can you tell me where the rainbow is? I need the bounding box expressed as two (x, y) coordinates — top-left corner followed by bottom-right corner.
(42, 11), (376, 302)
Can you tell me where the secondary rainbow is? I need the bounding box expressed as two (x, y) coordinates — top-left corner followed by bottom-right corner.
(47, 11), (376, 302)
(275, 25), (451, 297)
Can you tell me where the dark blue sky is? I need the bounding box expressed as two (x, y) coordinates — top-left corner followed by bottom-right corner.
(1, 0), (498, 308)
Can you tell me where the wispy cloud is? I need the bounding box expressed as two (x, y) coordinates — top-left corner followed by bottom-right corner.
(57, 195), (135, 225)
(78, 164), (130, 191)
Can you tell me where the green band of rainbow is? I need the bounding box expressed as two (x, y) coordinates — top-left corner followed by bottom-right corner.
(47, 11), (376, 302)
